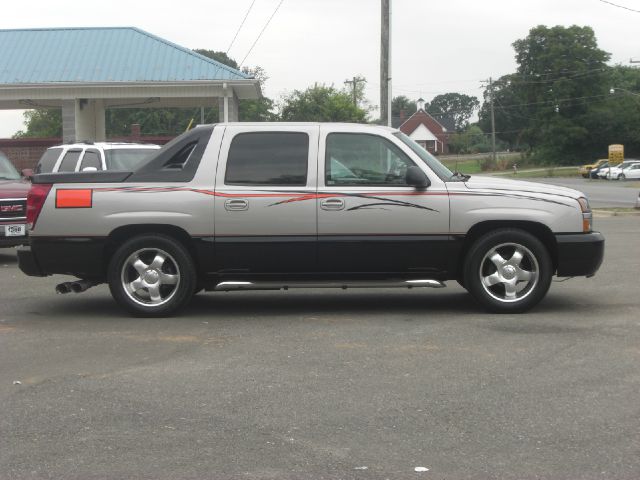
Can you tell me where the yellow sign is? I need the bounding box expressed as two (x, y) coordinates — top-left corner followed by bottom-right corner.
(608, 144), (624, 166)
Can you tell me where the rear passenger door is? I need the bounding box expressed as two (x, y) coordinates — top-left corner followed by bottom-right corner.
(213, 125), (319, 274)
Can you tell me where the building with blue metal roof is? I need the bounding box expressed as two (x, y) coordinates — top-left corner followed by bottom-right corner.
(0, 27), (260, 141)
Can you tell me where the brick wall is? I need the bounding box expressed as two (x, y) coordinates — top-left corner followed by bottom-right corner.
(0, 138), (59, 171)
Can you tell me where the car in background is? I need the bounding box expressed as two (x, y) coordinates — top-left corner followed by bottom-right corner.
(620, 162), (640, 180)
(590, 161), (609, 179)
(608, 160), (640, 180)
(580, 159), (607, 178)
(35, 142), (160, 174)
(0, 152), (29, 248)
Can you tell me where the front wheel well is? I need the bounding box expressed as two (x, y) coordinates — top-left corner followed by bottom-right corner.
(458, 221), (557, 280)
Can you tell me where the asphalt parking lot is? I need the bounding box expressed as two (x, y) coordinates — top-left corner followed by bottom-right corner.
(1, 215), (639, 480)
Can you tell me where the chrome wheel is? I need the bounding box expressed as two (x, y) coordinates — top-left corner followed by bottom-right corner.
(120, 248), (181, 307)
(478, 242), (539, 303)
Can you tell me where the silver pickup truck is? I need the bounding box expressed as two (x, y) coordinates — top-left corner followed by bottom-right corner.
(18, 123), (604, 316)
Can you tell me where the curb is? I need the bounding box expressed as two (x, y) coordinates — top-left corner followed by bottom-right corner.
(593, 209), (640, 217)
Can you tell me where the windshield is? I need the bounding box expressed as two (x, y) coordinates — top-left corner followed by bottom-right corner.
(104, 149), (158, 171)
(393, 132), (454, 181)
(0, 155), (21, 180)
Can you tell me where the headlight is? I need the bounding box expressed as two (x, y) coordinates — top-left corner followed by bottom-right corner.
(577, 197), (592, 232)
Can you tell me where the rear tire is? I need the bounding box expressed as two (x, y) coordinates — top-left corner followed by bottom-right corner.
(464, 229), (553, 313)
(108, 234), (196, 316)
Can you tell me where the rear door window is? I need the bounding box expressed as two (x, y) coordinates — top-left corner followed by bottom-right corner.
(225, 132), (309, 186)
(58, 150), (82, 172)
(79, 149), (102, 171)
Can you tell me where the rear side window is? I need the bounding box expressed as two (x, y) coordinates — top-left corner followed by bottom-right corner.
(58, 150), (82, 172)
(79, 150), (102, 171)
(36, 148), (63, 173)
(225, 132), (308, 186)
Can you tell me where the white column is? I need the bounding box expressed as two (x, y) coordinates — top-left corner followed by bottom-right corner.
(74, 99), (106, 142)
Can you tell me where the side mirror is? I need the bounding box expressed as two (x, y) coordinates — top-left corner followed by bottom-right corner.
(406, 166), (430, 188)
(21, 168), (34, 180)
(82, 166), (98, 172)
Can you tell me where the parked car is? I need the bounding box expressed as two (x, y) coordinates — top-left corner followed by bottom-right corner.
(579, 159), (607, 178)
(620, 162), (640, 180)
(18, 123), (604, 316)
(609, 160), (640, 180)
(35, 142), (160, 174)
(0, 152), (30, 248)
(590, 161), (609, 179)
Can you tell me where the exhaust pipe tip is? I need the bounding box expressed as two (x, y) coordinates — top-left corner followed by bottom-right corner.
(69, 282), (83, 294)
(55, 283), (71, 294)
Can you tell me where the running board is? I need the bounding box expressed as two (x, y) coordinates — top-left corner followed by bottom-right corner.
(213, 279), (446, 292)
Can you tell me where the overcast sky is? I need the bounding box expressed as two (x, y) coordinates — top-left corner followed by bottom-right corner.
(0, 0), (637, 136)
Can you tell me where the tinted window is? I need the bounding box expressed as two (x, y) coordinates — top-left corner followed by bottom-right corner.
(0, 154), (20, 180)
(36, 148), (63, 174)
(225, 132), (308, 186)
(58, 150), (81, 172)
(79, 150), (102, 170)
(325, 133), (416, 186)
(104, 149), (157, 170)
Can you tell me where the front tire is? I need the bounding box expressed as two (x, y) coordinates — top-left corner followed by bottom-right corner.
(620, 173), (626, 181)
(463, 229), (552, 313)
(108, 234), (196, 316)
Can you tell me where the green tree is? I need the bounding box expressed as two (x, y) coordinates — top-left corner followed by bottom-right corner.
(193, 49), (239, 69)
(279, 84), (368, 122)
(392, 95), (417, 121)
(448, 125), (492, 154)
(479, 25), (611, 164)
(426, 93), (479, 132)
(13, 109), (62, 138)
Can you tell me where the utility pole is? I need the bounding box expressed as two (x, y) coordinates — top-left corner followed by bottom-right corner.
(344, 76), (365, 107)
(489, 76), (497, 167)
(380, 0), (391, 126)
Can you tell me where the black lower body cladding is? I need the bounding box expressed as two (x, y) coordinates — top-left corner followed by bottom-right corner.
(555, 232), (605, 277)
(20, 237), (107, 279)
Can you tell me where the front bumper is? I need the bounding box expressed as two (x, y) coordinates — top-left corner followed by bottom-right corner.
(555, 232), (604, 277)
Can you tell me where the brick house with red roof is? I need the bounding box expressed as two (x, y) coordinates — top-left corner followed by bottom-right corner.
(398, 99), (451, 155)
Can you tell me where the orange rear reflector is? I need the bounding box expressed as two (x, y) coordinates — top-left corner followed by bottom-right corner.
(56, 189), (93, 208)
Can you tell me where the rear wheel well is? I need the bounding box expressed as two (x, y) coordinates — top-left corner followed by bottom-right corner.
(458, 221), (557, 280)
(104, 225), (198, 274)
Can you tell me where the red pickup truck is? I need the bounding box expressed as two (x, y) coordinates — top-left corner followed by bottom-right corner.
(0, 152), (30, 248)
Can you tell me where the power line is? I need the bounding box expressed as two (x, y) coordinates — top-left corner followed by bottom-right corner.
(597, 0), (640, 13)
(240, 0), (285, 67)
(227, 0), (257, 54)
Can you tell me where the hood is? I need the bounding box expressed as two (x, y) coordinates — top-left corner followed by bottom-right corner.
(0, 178), (30, 198)
(463, 176), (584, 200)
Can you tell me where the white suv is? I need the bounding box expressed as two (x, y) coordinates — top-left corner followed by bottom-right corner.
(35, 142), (160, 174)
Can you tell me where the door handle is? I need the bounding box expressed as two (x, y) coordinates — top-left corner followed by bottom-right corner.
(320, 198), (345, 211)
(224, 199), (249, 211)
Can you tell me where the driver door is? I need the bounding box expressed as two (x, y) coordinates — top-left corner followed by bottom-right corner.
(317, 126), (450, 275)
